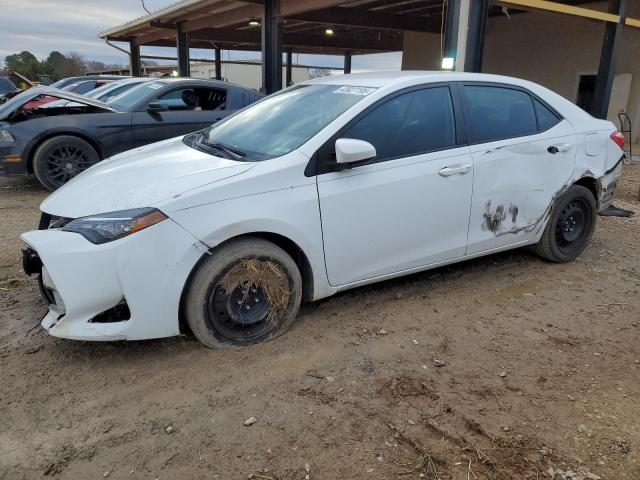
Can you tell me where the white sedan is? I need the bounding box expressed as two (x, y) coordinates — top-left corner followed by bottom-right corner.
(21, 72), (625, 348)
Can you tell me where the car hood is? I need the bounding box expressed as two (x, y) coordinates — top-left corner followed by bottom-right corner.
(0, 86), (115, 120)
(41, 136), (254, 218)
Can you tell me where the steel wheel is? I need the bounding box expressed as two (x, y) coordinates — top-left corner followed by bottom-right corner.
(554, 199), (589, 250)
(206, 259), (286, 343)
(534, 184), (596, 263)
(184, 237), (303, 348)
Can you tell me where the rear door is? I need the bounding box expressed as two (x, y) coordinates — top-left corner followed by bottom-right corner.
(316, 84), (474, 286)
(131, 84), (230, 147)
(461, 83), (578, 255)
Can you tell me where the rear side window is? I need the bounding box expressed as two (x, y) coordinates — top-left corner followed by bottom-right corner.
(463, 85), (537, 143)
(533, 98), (560, 131)
(342, 86), (456, 161)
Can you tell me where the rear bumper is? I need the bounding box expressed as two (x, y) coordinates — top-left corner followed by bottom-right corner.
(598, 155), (624, 212)
(21, 218), (204, 341)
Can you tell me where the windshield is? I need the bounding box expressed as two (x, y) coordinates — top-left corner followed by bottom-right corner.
(85, 82), (114, 99)
(0, 77), (16, 94)
(90, 82), (141, 101)
(203, 84), (376, 160)
(108, 81), (164, 111)
(50, 78), (78, 89)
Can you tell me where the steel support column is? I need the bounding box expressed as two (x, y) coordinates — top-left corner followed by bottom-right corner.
(129, 41), (141, 77)
(262, 0), (283, 94)
(344, 50), (352, 74)
(593, 0), (627, 119)
(215, 47), (222, 80)
(443, 0), (462, 67)
(177, 22), (190, 77)
(464, 0), (489, 72)
(285, 48), (293, 86)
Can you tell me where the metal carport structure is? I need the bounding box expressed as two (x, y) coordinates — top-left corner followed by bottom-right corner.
(100, 0), (640, 119)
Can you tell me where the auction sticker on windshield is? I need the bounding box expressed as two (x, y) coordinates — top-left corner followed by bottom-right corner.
(333, 86), (376, 96)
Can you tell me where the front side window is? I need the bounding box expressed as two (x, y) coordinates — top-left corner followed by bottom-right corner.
(108, 81), (165, 111)
(153, 87), (227, 111)
(341, 86), (456, 161)
(202, 84), (375, 160)
(463, 85), (538, 143)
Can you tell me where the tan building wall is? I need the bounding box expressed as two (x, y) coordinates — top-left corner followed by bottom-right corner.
(401, 3), (640, 143)
(189, 62), (310, 90)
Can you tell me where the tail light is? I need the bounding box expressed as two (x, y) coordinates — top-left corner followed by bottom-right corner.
(610, 130), (625, 151)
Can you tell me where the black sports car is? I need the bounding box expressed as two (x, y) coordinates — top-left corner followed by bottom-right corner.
(0, 78), (264, 190)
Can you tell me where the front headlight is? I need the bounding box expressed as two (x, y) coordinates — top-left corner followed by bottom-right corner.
(0, 130), (14, 142)
(61, 208), (167, 244)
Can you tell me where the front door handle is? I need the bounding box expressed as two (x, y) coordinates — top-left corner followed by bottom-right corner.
(438, 164), (471, 177)
(547, 143), (572, 154)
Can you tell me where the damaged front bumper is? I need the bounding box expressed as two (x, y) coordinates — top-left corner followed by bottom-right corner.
(21, 217), (204, 341)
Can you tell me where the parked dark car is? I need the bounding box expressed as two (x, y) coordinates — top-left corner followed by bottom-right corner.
(0, 78), (264, 190)
(0, 77), (17, 95)
(49, 75), (126, 90)
(0, 77), (21, 105)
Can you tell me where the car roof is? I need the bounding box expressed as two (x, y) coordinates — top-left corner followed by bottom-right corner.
(151, 77), (256, 91)
(302, 70), (570, 89)
(303, 71), (591, 121)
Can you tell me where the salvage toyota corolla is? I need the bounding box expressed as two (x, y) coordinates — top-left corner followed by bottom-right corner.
(21, 72), (625, 348)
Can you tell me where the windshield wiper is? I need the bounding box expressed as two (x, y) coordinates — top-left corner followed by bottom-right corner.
(197, 132), (246, 160)
(205, 142), (246, 160)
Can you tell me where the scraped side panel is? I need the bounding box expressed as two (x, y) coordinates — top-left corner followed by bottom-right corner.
(466, 121), (577, 255)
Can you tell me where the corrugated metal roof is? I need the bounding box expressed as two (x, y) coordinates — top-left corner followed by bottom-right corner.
(99, 0), (213, 38)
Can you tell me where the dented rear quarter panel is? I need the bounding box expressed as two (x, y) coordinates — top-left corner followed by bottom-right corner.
(569, 117), (623, 211)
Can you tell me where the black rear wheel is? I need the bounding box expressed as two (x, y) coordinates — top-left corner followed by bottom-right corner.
(534, 185), (596, 262)
(33, 135), (100, 191)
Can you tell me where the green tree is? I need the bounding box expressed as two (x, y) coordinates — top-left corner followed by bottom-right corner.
(4, 50), (124, 83)
(4, 51), (41, 81)
(43, 51), (67, 79)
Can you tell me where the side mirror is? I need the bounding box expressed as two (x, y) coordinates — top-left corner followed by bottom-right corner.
(147, 102), (169, 112)
(334, 138), (376, 168)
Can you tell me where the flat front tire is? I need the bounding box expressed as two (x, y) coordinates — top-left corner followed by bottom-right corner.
(534, 184), (597, 262)
(33, 135), (100, 191)
(184, 237), (303, 348)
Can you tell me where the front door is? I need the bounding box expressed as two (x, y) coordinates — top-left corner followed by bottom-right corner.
(460, 83), (578, 255)
(316, 85), (474, 286)
(132, 85), (231, 147)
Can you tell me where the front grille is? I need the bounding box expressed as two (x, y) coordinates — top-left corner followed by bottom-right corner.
(38, 213), (72, 230)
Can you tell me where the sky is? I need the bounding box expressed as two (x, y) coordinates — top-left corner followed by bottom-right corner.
(0, 0), (402, 71)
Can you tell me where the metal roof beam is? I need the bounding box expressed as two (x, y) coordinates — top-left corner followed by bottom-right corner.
(184, 27), (402, 51)
(287, 6), (440, 32)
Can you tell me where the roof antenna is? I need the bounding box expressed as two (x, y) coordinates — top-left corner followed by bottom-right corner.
(141, 0), (151, 14)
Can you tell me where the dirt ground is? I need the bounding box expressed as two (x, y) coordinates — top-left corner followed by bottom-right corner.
(1, 167), (639, 480)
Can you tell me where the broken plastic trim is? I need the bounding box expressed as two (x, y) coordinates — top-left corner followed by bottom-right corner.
(89, 300), (131, 323)
(600, 205), (635, 217)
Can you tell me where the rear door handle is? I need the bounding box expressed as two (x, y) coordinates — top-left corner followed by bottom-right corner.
(438, 164), (471, 177)
(547, 143), (572, 154)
